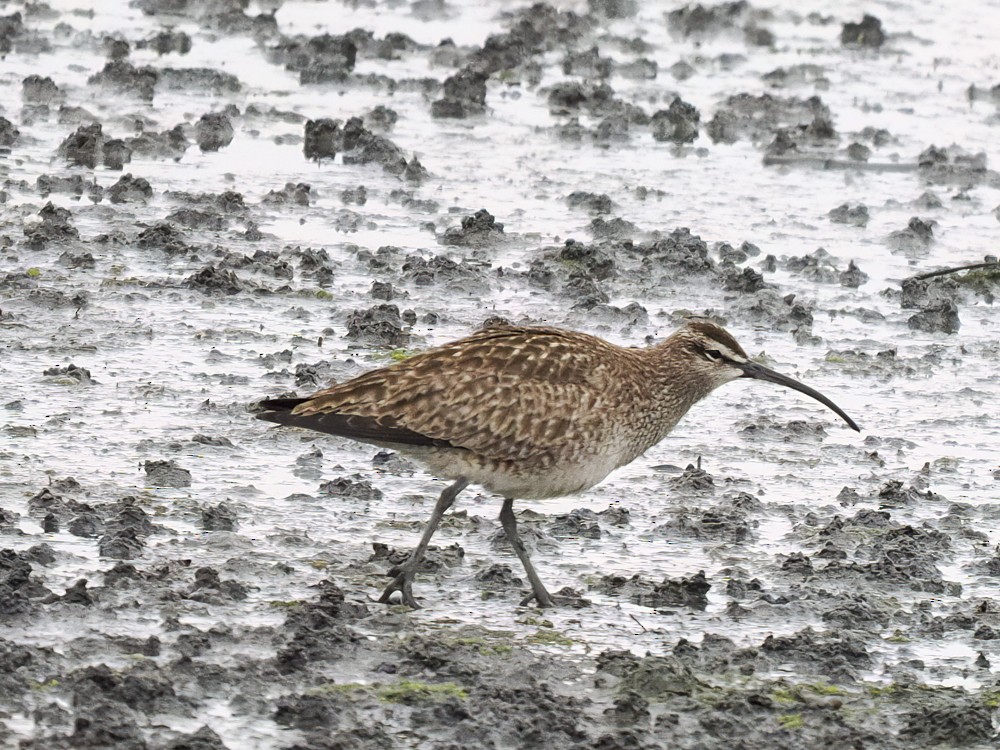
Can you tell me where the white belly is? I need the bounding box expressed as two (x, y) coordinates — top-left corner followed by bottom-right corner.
(403, 445), (627, 500)
(477, 454), (623, 499)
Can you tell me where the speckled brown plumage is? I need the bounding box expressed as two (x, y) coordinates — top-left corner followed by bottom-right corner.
(257, 319), (859, 608)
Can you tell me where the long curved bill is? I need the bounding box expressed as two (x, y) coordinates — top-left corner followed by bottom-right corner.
(739, 361), (860, 432)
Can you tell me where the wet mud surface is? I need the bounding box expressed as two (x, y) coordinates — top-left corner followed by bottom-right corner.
(2, 0), (1000, 747)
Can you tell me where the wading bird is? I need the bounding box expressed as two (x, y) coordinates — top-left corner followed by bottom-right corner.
(257, 319), (859, 608)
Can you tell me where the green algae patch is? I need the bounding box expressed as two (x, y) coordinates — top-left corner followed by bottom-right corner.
(450, 635), (513, 656)
(863, 682), (984, 702)
(778, 713), (804, 730)
(100, 276), (151, 287)
(517, 615), (555, 628)
(771, 681), (845, 710)
(267, 600), (303, 609)
(954, 266), (1000, 287)
(526, 629), (574, 647)
(771, 687), (797, 705)
(866, 683), (897, 698)
(371, 347), (418, 362)
(377, 679), (468, 704)
(773, 682), (844, 701)
(409, 627), (517, 658)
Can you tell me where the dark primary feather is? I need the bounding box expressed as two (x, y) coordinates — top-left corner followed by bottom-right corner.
(256, 398), (456, 448)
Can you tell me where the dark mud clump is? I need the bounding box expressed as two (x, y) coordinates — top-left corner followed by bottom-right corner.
(263, 182), (311, 207)
(42, 363), (92, 385)
(201, 502), (238, 532)
(24, 202), (80, 249)
(87, 60), (159, 100)
(0, 115), (19, 147)
(841, 14), (886, 49)
(107, 174), (153, 204)
(345, 303), (411, 347)
(917, 144), (998, 187)
(144, 460), (193, 488)
(907, 299), (960, 333)
(196, 111), (235, 152)
(598, 570), (712, 610)
(400, 252), (489, 292)
(828, 202), (869, 227)
(185, 265), (250, 295)
(840, 260), (869, 288)
(432, 68), (488, 118)
(886, 217), (935, 255)
(707, 93), (835, 150)
(650, 97), (700, 144)
(319, 476), (384, 502)
(566, 191), (614, 214)
(58, 122), (132, 170)
(303, 116), (419, 177)
(439, 208), (506, 247)
(272, 32), (357, 84)
(127, 123), (189, 160)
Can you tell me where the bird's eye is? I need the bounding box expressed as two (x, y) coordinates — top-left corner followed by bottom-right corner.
(703, 349), (724, 362)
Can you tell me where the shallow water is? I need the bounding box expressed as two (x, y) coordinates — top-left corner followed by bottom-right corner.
(2, 0), (1000, 746)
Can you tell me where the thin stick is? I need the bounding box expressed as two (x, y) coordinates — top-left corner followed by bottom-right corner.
(629, 613), (647, 633)
(906, 261), (999, 282)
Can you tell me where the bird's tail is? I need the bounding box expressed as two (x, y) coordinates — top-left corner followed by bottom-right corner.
(254, 397), (309, 425)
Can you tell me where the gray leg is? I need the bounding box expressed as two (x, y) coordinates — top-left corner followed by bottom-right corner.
(499, 498), (555, 608)
(379, 479), (468, 608)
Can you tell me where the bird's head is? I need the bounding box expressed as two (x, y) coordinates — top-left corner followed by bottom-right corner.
(668, 319), (860, 431)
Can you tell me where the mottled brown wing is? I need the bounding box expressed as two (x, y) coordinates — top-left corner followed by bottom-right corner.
(262, 326), (627, 460)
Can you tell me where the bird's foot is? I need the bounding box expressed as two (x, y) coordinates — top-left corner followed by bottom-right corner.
(519, 587), (589, 609)
(378, 566), (420, 609)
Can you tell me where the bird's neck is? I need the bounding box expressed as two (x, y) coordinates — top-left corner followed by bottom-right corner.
(642, 337), (716, 434)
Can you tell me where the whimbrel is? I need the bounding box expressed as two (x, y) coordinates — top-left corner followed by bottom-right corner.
(257, 319), (859, 608)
